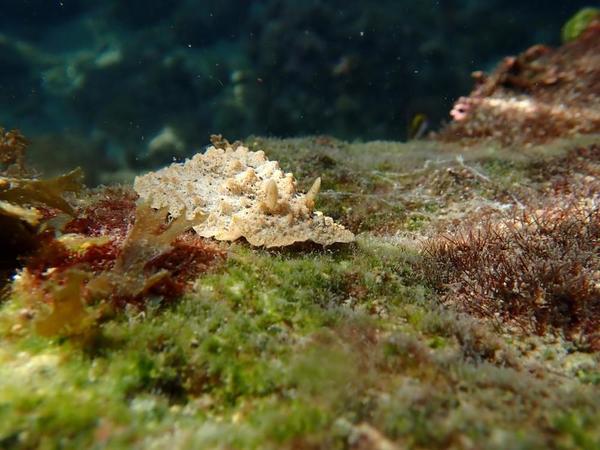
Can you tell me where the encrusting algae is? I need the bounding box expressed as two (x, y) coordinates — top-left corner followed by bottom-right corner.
(134, 138), (355, 247)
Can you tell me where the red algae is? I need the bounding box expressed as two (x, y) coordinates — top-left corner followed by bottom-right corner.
(16, 190), (226, 337)
(423, 191), (600, 348)
(64, 187), (138, 240)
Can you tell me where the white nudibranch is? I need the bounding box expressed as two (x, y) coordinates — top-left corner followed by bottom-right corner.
(133, 141), (354, 247)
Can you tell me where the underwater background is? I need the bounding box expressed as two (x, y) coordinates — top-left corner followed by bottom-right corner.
(0, 0), (592, 183)
(1, 3), (600, 449)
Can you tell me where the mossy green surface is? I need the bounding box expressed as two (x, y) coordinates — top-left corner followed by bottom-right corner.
(561, 7), (600, 43)
(1, 136), (600, 449)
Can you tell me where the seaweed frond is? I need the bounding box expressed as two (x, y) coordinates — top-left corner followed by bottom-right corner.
(1, 168), (83, 219)
(9, 195), (223, 338)
(30, 270), (97, 338)
(89, 199), (207, 301)
(0, 128), (84, 285)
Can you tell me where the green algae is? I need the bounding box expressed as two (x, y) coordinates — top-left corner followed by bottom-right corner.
(1, 136), (600, 449)
(561, 7), (600, 43)
(2, 239), (599, 449)
(0, 241), (426, 448)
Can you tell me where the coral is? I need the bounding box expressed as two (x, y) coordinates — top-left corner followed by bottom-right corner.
(438, 25), (600, 147)
(134, 139), (354, 247)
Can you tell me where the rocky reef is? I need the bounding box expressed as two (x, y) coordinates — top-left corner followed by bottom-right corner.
(438, 20), (600, 147)
(1, 125), (599, 448)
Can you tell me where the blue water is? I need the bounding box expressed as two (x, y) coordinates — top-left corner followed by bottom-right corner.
(0, 0), (590, 180)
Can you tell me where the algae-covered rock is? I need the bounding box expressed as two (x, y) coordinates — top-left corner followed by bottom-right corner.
(134, 139), (354, 247)
(2, 133), (600, 449)
(438, 24), (600, 147)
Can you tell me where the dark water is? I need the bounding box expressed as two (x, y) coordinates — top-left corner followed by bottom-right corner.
(0, 0), (590, 180)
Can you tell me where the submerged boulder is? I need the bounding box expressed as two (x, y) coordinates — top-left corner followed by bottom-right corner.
(438, 22), (600, 147)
